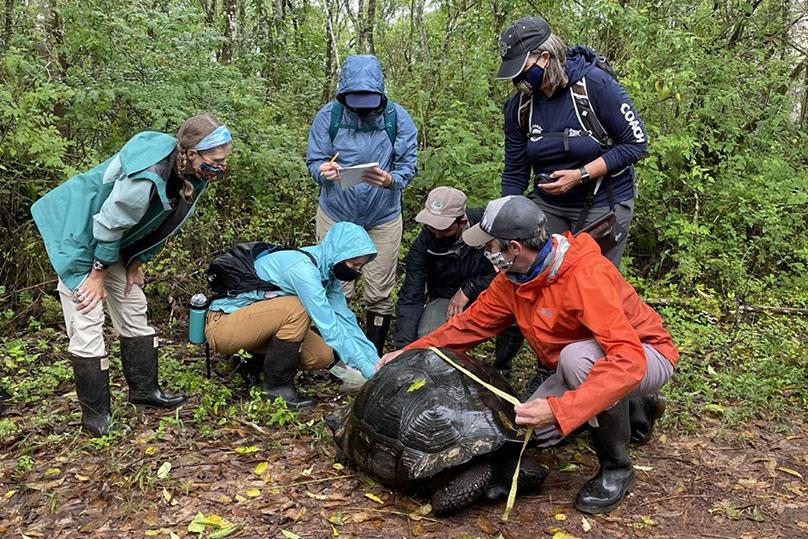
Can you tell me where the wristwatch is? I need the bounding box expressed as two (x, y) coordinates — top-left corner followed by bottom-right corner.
(92, 259), (110, 272)
(578, 166), (591, 184)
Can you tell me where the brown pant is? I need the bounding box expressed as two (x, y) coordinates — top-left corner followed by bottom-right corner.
(205, 296), (334, 370)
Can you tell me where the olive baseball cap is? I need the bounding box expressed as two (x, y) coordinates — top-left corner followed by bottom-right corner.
(415, 186), (468, 230)
(496, 16), (552, 80)
(462, 195), (547, 246)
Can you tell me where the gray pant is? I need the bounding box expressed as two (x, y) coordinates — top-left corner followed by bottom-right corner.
(529, 338), (673, 447)
(530, 195), (634, 267)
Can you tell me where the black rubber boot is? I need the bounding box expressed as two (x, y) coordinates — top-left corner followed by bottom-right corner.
(70, 356), (111, 437)
(234, 353), (264, 386)
(629, 392), (667, 445)
(120, 335), (186, 408)
(493, 326), (524, 377)
(365, 311), (392, 356)
(262, 337), (314, 409)
(575, 398), (634, 514)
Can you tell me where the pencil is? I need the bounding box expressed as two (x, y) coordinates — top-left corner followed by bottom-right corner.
(329, 152), (339, 165)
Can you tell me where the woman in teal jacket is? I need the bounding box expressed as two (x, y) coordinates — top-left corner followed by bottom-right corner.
(31, 114), (233, 436)
(206, 222), (379, 409)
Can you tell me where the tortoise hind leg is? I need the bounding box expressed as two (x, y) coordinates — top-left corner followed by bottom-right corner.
(431, 461), (494, 515)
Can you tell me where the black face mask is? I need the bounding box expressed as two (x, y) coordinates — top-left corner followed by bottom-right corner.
(429, 232), (460, 252)
(333, 261), (361, 281)
(346, 106), (378, 118)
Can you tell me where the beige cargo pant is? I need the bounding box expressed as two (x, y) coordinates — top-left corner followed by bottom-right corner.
(205, 296), (334, 370)
(315, 207), (402, 316)
(57, 263), (155, 358)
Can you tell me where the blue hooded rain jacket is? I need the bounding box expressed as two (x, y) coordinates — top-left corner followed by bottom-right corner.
(306, 55), (418, 229)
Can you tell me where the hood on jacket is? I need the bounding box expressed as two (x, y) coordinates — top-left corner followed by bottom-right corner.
(317, 222), (377, 280)
(337, 55), (386, 98)
(119, 132), (177, 175)
(563, 46), (601, 86)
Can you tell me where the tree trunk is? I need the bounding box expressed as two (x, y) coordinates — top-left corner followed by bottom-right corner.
(221, 0), (238, 62)
(3, 0), (12, 48)
(322, 0), (340, 101)
(416, 0), (429, 62)
(365, 0), (376, 54)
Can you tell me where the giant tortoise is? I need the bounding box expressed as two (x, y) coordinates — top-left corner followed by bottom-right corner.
(330, 347), (546, 515)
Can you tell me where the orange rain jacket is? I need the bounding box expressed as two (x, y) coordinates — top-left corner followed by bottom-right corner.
(406, 232), (678, 436)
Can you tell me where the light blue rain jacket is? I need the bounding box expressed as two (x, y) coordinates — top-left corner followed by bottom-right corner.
(209, 222), (380, 378)
(306, 55), (418, 229)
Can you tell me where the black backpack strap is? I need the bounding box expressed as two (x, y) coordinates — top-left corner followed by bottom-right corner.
(573, 176), (616, 234)
(570, 77), (613, 150)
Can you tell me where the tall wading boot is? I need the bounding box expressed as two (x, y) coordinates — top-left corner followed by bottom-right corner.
(262, 337), (314, 409)
(365, 311), (392, 356)
(70, 356), (111, 437)
(629, 392), (667, 444)
(493, 326), (524, 378)
(120, 335), (186, 408)
(575, 398), (635, 514)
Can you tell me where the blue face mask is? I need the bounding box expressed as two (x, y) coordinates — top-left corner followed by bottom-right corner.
(513, 63), (545, 95)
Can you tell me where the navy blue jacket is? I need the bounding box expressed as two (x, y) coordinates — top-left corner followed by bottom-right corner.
(393, 208), (495, 349)
(501, 46), (648, 207)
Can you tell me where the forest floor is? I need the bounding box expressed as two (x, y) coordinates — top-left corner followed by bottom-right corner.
(1, 325), (807, 539)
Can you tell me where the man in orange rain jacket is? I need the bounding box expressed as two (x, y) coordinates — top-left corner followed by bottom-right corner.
(377, 195), (678, 515)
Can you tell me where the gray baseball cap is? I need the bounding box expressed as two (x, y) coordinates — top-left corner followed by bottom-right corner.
(462, 195), (547, 247)
(415, 186), (468, 230)
(496, 16), (552, 80)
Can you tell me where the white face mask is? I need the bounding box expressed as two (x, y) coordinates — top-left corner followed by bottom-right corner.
(484, 248), (514, 271)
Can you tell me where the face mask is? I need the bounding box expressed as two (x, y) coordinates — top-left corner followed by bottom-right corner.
(484, 248), (515, 271)
(513, 63), (545, 95)
(195, 157), (228, 180)
(429, 232), (460, 251)
(333, 261), (361, 281)
(347, 106), (377, 118)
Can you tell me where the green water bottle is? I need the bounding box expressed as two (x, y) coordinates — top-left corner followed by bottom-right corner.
(189, 293), (208, 344)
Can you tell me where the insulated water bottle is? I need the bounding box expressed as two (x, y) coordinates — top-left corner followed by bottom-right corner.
(189, 293), (208, 344)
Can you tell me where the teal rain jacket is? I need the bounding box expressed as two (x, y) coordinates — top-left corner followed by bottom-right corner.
(306, 55), (418, 229)
(31, 132), (207, 290)
(209, 222), (380, 378)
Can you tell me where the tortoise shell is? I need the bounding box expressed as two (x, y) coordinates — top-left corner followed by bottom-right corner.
(333, 348), (522, 489)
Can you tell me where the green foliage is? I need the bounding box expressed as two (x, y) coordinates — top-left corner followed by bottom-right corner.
(0, 0), (805, 438)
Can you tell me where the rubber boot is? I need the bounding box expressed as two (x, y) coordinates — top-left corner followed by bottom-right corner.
(70, 356), (111, 437)
(262, 337), (314, 409)
(365, 311), (391, 356)
(575, 398), (634, 514)
(493, 326), (524, 378)
(629, 392), (667, 445)
(120, 335), (186, 408)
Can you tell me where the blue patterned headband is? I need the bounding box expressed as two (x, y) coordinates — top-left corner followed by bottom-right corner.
(193, 125), (232, 151)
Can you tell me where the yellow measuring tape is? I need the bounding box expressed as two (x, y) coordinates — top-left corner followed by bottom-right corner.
(428, 347), (534, 522)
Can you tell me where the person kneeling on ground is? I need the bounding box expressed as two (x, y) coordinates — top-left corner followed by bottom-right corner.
(378, 195), (678, 514)
(205, 222), (379, 409)
(393, 186), (525, 376)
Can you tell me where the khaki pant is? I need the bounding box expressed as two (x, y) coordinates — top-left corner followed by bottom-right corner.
(57, 263), (155, 358)
(315, 207), (401, 315)
(205, 296), (334, 370)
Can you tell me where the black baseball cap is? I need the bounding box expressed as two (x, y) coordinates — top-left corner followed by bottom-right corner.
(343, 91), (383, 109)
(496, 16), (552, 80)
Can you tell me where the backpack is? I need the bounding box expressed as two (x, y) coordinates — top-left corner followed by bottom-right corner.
(206, 242), (317, 299)
(517, 53), (616, 149)
(329, 101), (398, 145)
